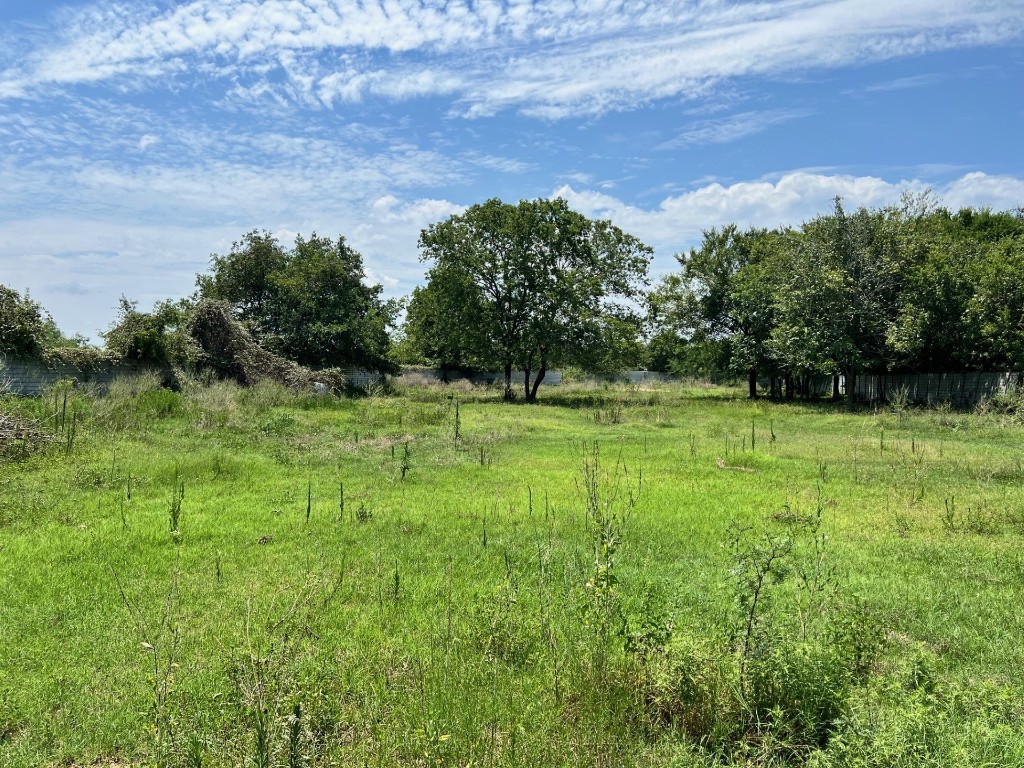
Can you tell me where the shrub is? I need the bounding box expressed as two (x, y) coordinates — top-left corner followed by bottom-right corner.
(185, 301), (347, 392)
(0, 285), (57, 357)
(103, 297), (199, 368)
(468, 580), (539, 666)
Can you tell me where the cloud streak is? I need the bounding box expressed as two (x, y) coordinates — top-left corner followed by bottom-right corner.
(2, 0), (1022, 116)
(660, 109), (813, 149)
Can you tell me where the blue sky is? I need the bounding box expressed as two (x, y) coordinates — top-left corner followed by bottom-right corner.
(1, 0), (1023, 341)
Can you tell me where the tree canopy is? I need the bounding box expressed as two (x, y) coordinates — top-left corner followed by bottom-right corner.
(102, 297), (198, 368)
(9, 195), (1022, 403)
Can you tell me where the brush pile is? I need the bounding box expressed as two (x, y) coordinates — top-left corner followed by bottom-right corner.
(185, 301), (348, 391)
(0, 411), (55, 459)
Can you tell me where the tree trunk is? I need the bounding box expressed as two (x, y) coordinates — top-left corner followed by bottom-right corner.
(440, 364), (449, 384)
(785, 373), (794, 401)
(503, 362), (514, 401)
(529, 354), (547, 402)
(845, 366), (856, 410)
(832, 374), (840, 401)
(523, 367), (532, 401)
(748, 367), (758, 399)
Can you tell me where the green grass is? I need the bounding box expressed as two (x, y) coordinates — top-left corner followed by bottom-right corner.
(2, 376), (1024, 766)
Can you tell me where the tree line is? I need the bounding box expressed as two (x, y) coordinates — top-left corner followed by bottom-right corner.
(649, 195), (1024, 401)
(2, 193), (1022, 401)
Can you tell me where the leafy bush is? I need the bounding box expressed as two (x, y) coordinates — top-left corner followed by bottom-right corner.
(103, 297), (199, 368)
(631, 634), (740, 746)
(468, 580), (539, 666)
(744, 635), (853, 749)
(826, 649), (1024, 767)
(185, 300), (348, 391)
(978, 385), (1024, 423)
(0, 285), (61, 357)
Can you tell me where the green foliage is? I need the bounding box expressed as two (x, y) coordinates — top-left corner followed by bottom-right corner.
(196, 230), (286, 339)
(417, 197), (652, 400)
(102, 296), (199, 368)
(92, 372), (183, 431)
(970, 237), (1024, 370)
(183, 300), (349, 391)
(650, 225), (786, 386)
(198, 230), (398, 373)
(650, 201), (1024, 397)
(628, 512), (881, 762)
(5, 380), (1024, 767)
(395, 276), (486, 373)
(0, 284), (64, 357)
(469, 578), (539, 666)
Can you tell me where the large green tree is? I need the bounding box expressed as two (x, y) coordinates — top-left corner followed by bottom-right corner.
(198, 231), (397, 372)
(971, 236), (1024, 371)
(417, 198), (652, 401)
(771, 200), (909, 405)
(648, 199), (1024, 401)
(888, 206), (1024, 373)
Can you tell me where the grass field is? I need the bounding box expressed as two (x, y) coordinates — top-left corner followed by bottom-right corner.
(2, 375), (1024, 767)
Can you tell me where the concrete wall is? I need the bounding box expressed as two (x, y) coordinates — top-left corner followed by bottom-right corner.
(0, 356), (157, 396)
(759, 371), (1021, 407)
(7, 355), (1015, 407)
(337, 369), (386, 388)
(853, 371), (1020, 408)
(0, 356), (385, 396)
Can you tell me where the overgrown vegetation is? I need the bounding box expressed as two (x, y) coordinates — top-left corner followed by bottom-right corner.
(3, 376), (1024, 766)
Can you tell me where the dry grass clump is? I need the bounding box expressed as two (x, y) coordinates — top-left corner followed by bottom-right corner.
(396, 371), (496, 403)
(186, 379), (242, 429)
(397, 370), (483, 391)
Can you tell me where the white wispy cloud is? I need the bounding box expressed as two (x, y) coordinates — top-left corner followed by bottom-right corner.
(0, 196), (463, 339)
(0, 103), (475, 335)
(460, 150), (535, 175)
(660, 109), (812, 149)
(2, 0), (1022, 117)
(860, 72), (948, 92)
